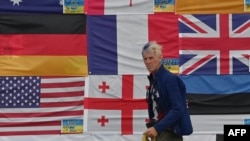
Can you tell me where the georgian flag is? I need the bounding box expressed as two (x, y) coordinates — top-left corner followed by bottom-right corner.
(84, 75), (149, 134)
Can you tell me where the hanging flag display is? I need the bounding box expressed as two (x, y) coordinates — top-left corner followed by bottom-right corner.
(180, 75), (250, 134)
(175, 0), (250, 14)
(85, 0), (154, 15)
(0, 76), (85, 136)
(179, 14), (250, 75)
(181, 75), (250, 114)
(84, 75), (148, 134)
(0, 0), (85, 14)
(0, 14), (88, 76)
(87, 13), (179, 75)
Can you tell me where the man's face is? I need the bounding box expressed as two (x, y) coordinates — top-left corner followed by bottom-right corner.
(142, 51), (162, 74)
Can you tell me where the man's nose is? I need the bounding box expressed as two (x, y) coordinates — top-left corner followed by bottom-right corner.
(145, 59), (151, 63)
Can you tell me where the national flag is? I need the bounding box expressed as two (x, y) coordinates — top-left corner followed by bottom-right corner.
(87, 13), (179, 75)
(179, 14), (250, 75)
(0, 14), (88, 76)
(64, 0), (84, 14)
(175, 0), (249, 14)
(84, 75), (148, 134)
(180, 75), (250, 134)
(0, 0), (63, 13)
(0, 76), (85, 136)
(85, 0), (154, 15)
(154, 0), (175, 12)
(180, 75), (250, 114)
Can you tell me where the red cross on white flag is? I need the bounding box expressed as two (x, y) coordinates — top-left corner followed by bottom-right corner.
(98, 81), (110, 93)
(86, 0), (154, 15)
(85, 75), (149, 134)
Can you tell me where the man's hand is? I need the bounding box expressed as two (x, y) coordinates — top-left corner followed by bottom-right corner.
(143, 127), (158, 138)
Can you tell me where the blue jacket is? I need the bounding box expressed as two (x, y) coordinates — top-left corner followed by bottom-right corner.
(148, 65), (193, 136)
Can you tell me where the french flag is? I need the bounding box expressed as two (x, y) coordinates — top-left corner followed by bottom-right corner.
(87, 13), (179, 75)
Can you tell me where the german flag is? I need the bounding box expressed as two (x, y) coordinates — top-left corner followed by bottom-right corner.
(0, 14), (87, 76)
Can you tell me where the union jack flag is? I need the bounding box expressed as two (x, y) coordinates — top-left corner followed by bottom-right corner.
(179, 14), (250, 75)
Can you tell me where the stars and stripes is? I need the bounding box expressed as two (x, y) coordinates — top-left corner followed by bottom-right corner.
(0, 76), (85, 136)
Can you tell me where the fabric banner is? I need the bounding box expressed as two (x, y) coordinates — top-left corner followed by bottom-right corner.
(181, 74), (250, 133)
(84, 75), (148, 134)
(85, 0), (153, 15)
(0, 0), (84, 14)
(87, 13), (179, 75)
(180, 75), (250, 114)
(179, 14), (250, 75)
(0, 14), (88, 76)
(0, 134), (217, 141)
(83, 74), (250, 134)
(175, 0), (250, 14)
(190, 114), (250, 134)
(0, 76), (85, 136)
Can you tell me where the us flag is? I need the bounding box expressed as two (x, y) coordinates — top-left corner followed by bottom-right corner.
(0, 76), (84, 136)
(179, 14), (250, 75)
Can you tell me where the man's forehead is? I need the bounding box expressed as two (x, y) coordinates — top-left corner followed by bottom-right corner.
(143, 51), (154, 57)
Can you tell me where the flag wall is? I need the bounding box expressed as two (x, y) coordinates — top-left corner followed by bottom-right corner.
(2, 1), (250, 141)
(0, 76), (85, 136)
(175, 0), (250, 14)
(87, 13), (179, 75)
(0, 14), (88, 76)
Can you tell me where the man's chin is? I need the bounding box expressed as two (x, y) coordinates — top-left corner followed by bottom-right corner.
(148, 70), (155, 74)
(147, 69), (152, 72)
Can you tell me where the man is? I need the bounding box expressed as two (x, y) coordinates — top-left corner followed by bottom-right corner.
(142, 41), (193, 141)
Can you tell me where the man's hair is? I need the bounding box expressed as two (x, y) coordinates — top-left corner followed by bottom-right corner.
(141, 41), (162, 56)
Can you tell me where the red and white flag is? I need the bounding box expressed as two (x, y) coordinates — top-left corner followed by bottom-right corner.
(84, 75), (149, 134)
(85, 0), (154, 15)
(0, 76), (85, 136)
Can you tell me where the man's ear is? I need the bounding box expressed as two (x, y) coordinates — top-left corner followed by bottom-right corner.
(159, 54), (163, 60)
(158, 55), (163, 63)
